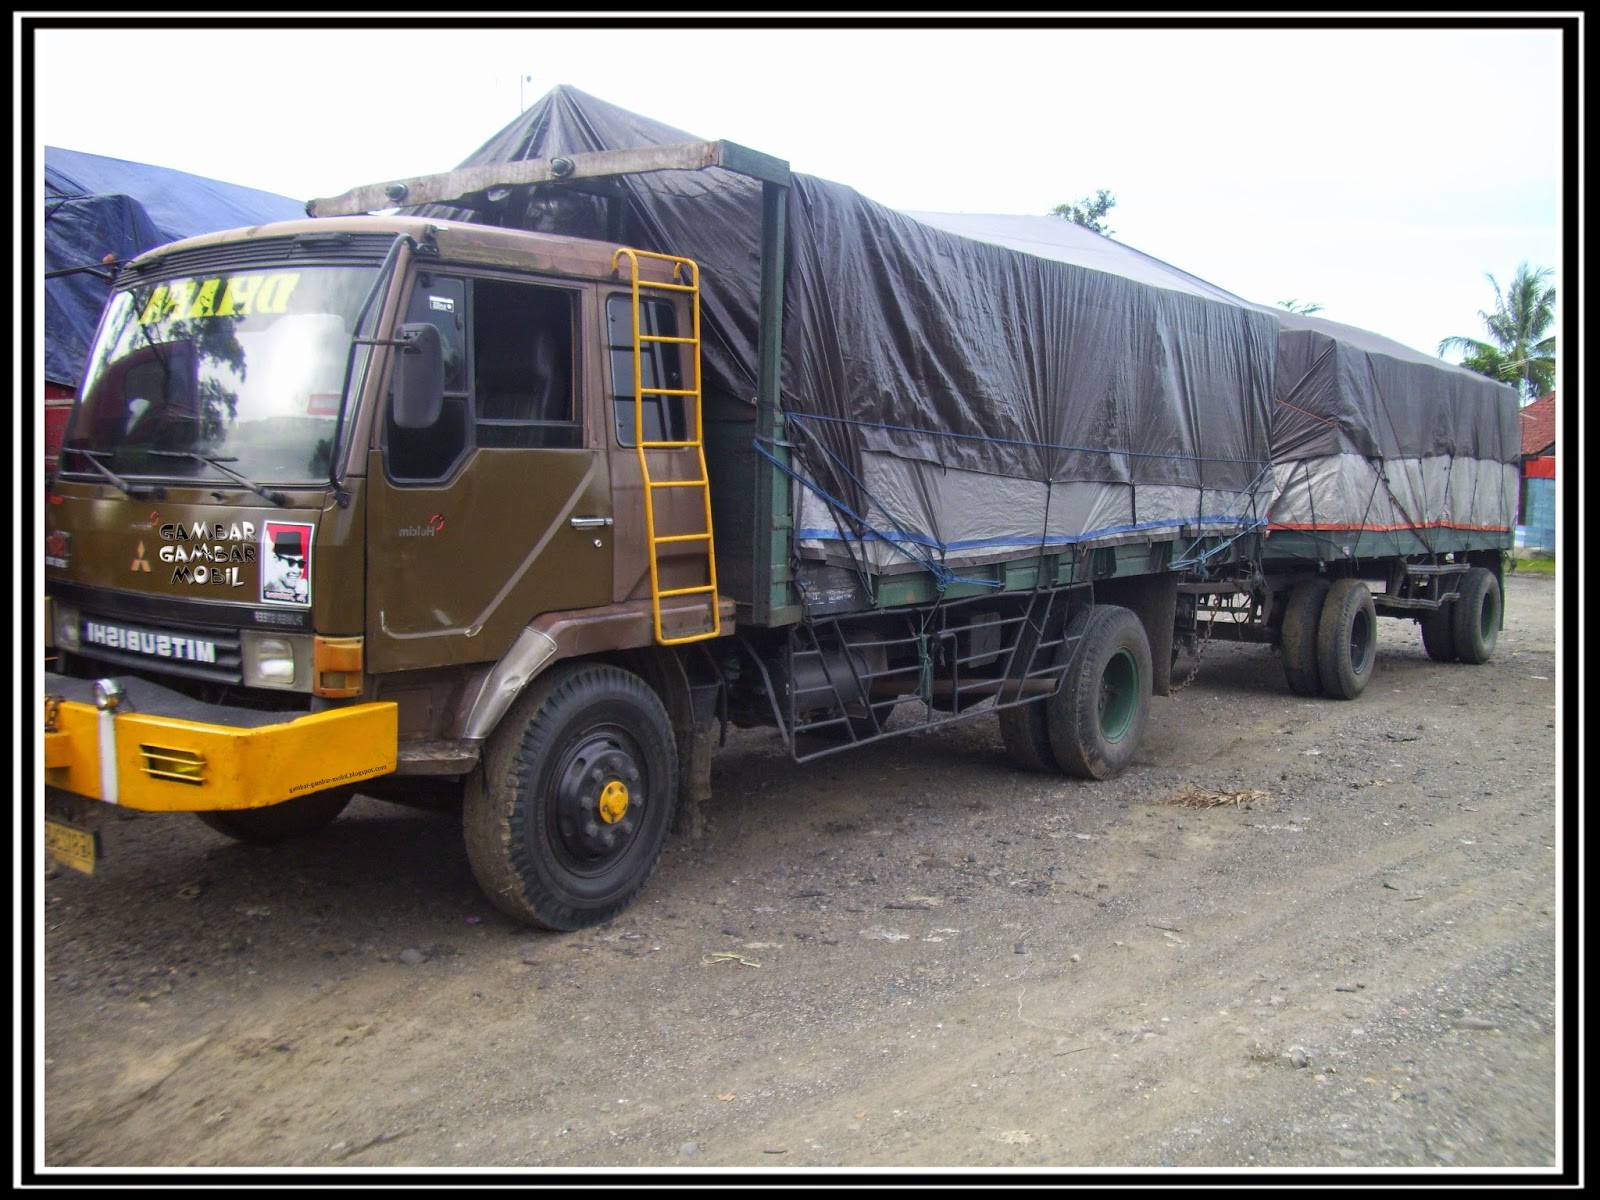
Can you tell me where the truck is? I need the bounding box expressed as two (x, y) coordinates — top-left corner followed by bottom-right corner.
(42, 87), (1517, 931)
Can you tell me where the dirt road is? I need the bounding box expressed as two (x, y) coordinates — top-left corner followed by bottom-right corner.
(33, 573), (1565, 1177)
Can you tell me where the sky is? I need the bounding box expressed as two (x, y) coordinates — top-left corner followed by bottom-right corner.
(24, 16), (1573, 370)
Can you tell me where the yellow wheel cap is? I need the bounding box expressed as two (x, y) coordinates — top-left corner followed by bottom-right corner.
(598, 779), (630, 824)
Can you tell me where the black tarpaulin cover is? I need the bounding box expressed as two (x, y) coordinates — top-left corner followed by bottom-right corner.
(425, 86), (1278, 577)
(1269, 309), (1519, 463)
(422, 85), (1512, 573)
(908, 214), (1520, 538)
(1265, 311), (1519, 535)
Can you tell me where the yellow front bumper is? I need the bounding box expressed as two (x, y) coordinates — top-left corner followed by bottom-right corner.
(43, 696), (398, 812)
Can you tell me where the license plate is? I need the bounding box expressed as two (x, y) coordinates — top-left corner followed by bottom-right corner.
(45, 817), (100, 875)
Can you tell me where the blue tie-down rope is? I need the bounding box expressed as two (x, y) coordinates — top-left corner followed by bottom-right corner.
(751, 438), (997, 591)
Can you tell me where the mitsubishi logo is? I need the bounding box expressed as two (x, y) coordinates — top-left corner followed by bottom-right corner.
(131, 541), (152, 572)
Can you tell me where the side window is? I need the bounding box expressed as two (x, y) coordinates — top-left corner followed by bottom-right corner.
(608, 295), (685, 447)
(384, 274), (470, 482)
(473, 280), (579, 450)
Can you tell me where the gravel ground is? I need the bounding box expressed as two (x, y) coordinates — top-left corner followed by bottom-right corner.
(28, 572), (1569, 1182)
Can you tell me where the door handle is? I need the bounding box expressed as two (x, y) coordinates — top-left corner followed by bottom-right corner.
(569, 516), (614, 529)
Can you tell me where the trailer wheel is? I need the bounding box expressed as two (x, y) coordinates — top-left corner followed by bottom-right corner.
(1047, 605), (1151, 780)
(1316, 578), (1377, 700)
(1420, 600), (1458, 663)
(464, 663), (678, 931)
(999, 700), (1059, 773)
(196, 787), (354, 844)
(1451, 567), (1501, 665)
(1279, 579), (1331, 697)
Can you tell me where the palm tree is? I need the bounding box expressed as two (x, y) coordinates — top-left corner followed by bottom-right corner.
(1438, 262), (1556, 402)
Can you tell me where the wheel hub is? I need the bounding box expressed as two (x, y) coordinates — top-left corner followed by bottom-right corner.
(1349, 609), (1374, 670)
(1098, 648), (1139, 742)
(551, 732), (644, 865)
(598, 779), (630, 824)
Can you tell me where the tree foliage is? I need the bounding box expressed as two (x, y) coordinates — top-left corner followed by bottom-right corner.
(1276, 299), (1324, 315)
(1437, 262), (1556, 402)
(1051, 189), (1117, 236)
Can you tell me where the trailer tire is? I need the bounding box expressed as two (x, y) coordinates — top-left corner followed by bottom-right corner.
(1279, 579), (1331, 697)
(999, 700), (1059, 773)
(1047, 605), (1151, 780)
(1316, 578), (1377, 700)
(464, 663), (678, 931)
(1420, 600), (1458, 663)
(196, 787), (353, 844)
(1451, 567), (1501, 665)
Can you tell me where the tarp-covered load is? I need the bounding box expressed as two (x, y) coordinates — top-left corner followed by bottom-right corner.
(44, 148), (305, 388)
(916, 212), (1521, 550)
(425, 86), (1279, 581)
(1265, 310), (1519, 543)
(414, 84), (1514, 584)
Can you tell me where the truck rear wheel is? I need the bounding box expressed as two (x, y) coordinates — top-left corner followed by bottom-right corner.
(998, 700), (1059, 773)
(1047, 605), (1151, 780)
(1279, 579), (1330, 696)
(196, 787), (353, 844)
(464, 663), (678, 931)
(1316, 578), (1377, 700)
(1420, 600), (1458, 662)
(1451, 567), (1501, 664)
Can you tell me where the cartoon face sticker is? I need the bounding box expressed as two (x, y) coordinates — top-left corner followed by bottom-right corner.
(261, 522), (314, 605)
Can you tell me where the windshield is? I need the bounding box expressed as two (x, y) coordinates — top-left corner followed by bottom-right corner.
(64, 264), (381, 486)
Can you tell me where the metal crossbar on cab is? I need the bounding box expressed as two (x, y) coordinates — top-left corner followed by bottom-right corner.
(612, 247), (722, 645)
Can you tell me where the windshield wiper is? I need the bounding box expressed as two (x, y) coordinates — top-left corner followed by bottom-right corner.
(65, 448), (166, 500)
(146, 451), (288, 506)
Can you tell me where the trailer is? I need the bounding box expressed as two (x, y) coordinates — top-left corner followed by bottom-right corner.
(1172, 308), (1518, 700)
(904, 209), (1519, 697)
(41, 87), (1510, 930)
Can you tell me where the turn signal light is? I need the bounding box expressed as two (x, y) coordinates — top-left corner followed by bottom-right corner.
(313, 635), (364, 698)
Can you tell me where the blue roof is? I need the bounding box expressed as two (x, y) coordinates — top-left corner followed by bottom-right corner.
(44, 148), (305, 385)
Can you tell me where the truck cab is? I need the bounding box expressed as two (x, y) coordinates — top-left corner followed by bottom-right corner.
(45, 214), (725, 925)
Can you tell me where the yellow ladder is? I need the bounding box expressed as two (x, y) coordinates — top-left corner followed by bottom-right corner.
(612, 247), (722, 645)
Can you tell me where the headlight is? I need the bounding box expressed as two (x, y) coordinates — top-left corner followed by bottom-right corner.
(241, 631), (311, 689)
(53, 602), (81, 652)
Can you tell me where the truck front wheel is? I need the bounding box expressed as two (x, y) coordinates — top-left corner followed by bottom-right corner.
(464, 663), (678, 931)
(1047, 605), (1152, 780)
(196, 787), (354, 844)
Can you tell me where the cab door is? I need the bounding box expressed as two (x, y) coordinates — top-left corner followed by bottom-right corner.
(366, 270), (611, 672)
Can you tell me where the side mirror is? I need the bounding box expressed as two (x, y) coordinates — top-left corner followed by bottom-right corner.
(392, 322), (443, 429)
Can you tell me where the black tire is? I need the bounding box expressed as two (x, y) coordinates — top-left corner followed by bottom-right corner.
(999, 700), (1059, 773)
(1451, 567), (1501, 665)
(196, 787), (353, 844)
(1047, 605), (1152, 780)
(464, 663), (678, 931)
(1316, 578), (1378, 700)
(1420, 599), (1458, 663)
(1279, 579), (1331, 697)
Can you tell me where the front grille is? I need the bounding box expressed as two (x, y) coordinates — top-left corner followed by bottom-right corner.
(75, 612), (244, 685)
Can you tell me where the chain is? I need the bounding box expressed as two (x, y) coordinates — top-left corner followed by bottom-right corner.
(1170, 603), (1220, 695)
(44, 694), (61, 733)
